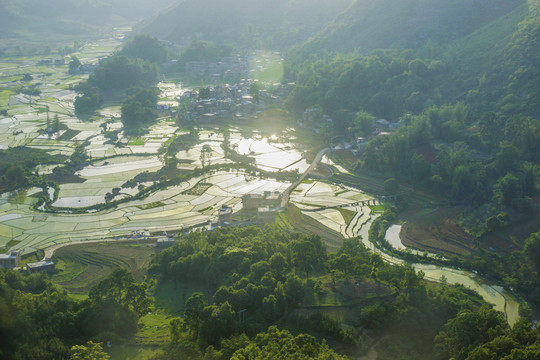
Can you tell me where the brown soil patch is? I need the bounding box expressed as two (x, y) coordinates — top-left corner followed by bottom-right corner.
(400, 207), (477, 256)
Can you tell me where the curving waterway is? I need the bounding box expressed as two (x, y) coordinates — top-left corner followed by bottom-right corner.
(357, 219), (520, 326)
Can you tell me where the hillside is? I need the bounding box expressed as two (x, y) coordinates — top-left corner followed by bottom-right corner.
(137, 0), (353, 50)
(0, 0), (177, 47)
(290, 0), (526, 58)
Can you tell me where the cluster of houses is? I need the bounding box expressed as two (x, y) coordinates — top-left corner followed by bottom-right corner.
(37, 58), (65, 66)
(179, 81), (283, 124)
(213, 191), (283, 227)
(242, 191), (282, 222)
(300, 107), (405, 155)
(0, 250), (55, 273)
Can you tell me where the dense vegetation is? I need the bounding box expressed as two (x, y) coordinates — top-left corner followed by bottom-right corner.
(0, 268), (150, 359)
(1, 225), (538, 359)
(74, 34), (165, 134)
(146, 225), (538, 359)
(0, 147), (61, 193)
(283, 0), (540, 306)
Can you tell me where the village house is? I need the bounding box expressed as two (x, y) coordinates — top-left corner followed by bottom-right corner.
(257, 207), (279, 222)
(26, 258), (55, 273)
(218, 204), (233, 225)
(0, 250), (21, 269)
(242, 191), (282, 210)
(242, 193), (263, 209)
(263, 191), (282, 207)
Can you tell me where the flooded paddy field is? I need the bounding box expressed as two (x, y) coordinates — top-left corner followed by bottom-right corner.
(290, 180), (376, 239)
(0, 26), (317, 254)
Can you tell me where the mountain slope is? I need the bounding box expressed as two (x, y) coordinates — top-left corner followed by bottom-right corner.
(0, 0), (178, 46)
(138, 0), (353, 49)
(291, 0), (526, 57)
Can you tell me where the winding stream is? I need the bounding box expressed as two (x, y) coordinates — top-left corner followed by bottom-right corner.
(357, 219), (520, 326)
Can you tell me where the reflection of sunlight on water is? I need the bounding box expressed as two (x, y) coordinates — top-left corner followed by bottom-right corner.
(232, 135), (308, 172)
(77, 157), (162, 177)
(53, 196), (105, 208)
(385, 225), (405, 250)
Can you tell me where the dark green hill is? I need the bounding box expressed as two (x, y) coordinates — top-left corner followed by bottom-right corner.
(137, 0), (353, 50)
(291, 0), (526, 57)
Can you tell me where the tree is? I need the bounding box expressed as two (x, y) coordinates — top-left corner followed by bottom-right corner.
(184, 292), (208, 332)
(69, 56), (82, 74)
(4, 165), (26, 187)
(250, 82), (262, 104)
(198, 302), (237, 346)
(493, 173), (521, 208)
(120, 34), (167, 64)
(199, 87), (211, 100)
(52, 114), (60, 134)
(70, 341), (110, 360)
(290, 235), (326, 279)
(88, 268), (150, 317)
(121, 87), (159, 132)
(230, 326), (348, 359)
(200, 144), (212, 168)
(74, 87), (101, 115)
(435, 306), (509, 360)
(349, 110), (373, 136)
(524, 232), (540, 272)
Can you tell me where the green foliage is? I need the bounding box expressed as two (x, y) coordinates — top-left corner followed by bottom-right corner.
(290, 234), (327, 279)
(178, 40), (232, 64)
(435, 308), (539, 360)
(69, 56), (82, 74)
(88, 268), (151, 318)
(121, 86), (159, 133)
(74, 53), (160, 116)
(89, 56), (159, 91)
(119, 34), (168, 64)
(0, 146), (60, 192)
(286, 49), (445, 120)
(69, 341), (110, 360)
(349, 110), (374, 137)
(230, 326), (348, 359)
(74, 87), (101, 116)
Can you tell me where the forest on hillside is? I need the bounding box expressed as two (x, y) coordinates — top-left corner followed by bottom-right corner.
(2, 226), (538, 359)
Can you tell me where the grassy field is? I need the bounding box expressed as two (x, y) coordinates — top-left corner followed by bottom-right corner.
(106, 312), (173, 360)
(52, 242), (157, 293)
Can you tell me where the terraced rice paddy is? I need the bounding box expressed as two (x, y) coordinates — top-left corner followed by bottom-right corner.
(0, 27), (314, 254)
(290, 180), (376, 240)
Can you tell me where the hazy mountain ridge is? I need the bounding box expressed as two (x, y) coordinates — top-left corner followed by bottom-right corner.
(291, 0), (526, 57)
(0, 0), (178, 45)
(138, 0), (354, 49)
